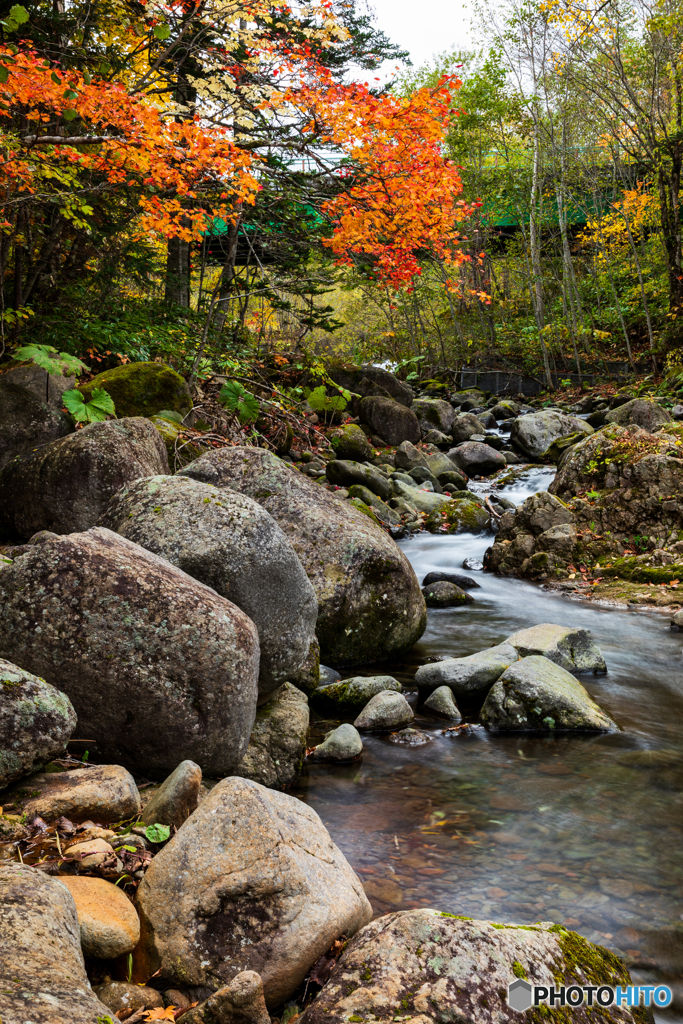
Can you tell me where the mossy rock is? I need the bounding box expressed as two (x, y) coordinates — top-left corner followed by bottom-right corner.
(78, 362), (192, 419)
(151, 416), (203, 470)
(328, 423), (374, 462)
(347, 496), (381, 525)
(542, 432), (586, 464)
(424, 495), (490, 534)
(601, 556), (683, 584)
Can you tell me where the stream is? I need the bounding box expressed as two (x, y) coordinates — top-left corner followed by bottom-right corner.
(292, 465), (683, 1018)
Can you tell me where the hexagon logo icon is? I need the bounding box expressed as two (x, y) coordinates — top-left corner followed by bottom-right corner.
(508, 979), (533, 1012)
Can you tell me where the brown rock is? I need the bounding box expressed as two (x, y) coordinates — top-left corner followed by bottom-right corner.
(141, 760), (202, 829)
(56, 875), (140, 958)
(180, 971), (270, 1024)
(5, 763), (141, 824)
(66, 837), (117, 868)
(93, 981), (164, 1014)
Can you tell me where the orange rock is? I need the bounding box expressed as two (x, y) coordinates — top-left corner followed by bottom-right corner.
(56, 875), (140, 958)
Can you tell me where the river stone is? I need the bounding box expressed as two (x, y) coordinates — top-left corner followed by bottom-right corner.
(100, 474), (317, 697)
(447, 441), (507, 476)
(422, 570), (480, 589)
(327, 423), (374, 462)
(0, 377), (72, 473)
(414, 642), (520, 700)
(421, 428), (451, 447)
(449, 412), (486, 443)
(312, 675), (402, 710)
(141, 760), (202, 829)
(180, 971), (271, 1024)
(56, 876), (140, 959)
(391, 478), (451, 513)
(423, 686), (462, 721)
(298, 910), (647, 1024)
(0, 527), (260, 778)
(605, 398), (672, 432)
(135, 777), (372, 1007)
(671, 609), (683, 629)
(93, 982), (164, 1014)
(511, 410), (593, 460)
(413, 398), (456, 435)
(309, 723), (363, 762)
(78, 360), (192, 419)
(328, 364), (414, 408)
(4, 763), (141, 823)
(506, 623), (606, 674)
(0, 417), (169, 540)
(492, 399), (520, 420)
(394, 440), (429, 472)
(346, 485), (402, 526)
(463, 556), (484, 570)
(179, 447), (426, 667)
(325, 459), (393, 500)
(0, 863), (116, 1024)
(481, 656), (617, 732)
(233, 683), (309, 789)
(353, 691), (414, 732)
(358, 396), (420, 446)
(0, 659), (77, 789)
(421, 581), (474, 607)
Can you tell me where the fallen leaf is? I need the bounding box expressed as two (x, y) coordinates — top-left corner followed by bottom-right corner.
(144, 1009), (177, 1021)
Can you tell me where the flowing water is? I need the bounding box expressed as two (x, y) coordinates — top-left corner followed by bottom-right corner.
(292, 464), (683, 1018)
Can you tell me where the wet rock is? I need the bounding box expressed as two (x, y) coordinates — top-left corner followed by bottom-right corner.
(56, 876), (140, 959)
(388, 727), (432, 745)
(4, 763), (141, 823)
(463, 556), (484, 570)
(136, 777), (372, 1007)
(422, 570), (480, 589)
(391, 478), (451, 513)
(447, 441), (507, 475)
(413, 398), (456, 435)
(309, 723), (363, 762)
(325, 459), (393, 500)
(141, 760), (202, 829)
(180, 447), (426, 668)
(100, 474), (316, 698)
(671, 609), (683, 629)
(312, 675), (402, 710)
(0, 417), (169, 540)
(394, 440), (429, 472)
(0, 528), (259, 778)
(0, 862), (115, 1024)
(423, 686), (462, 721)
(605, 398), (671, 432)
(421, 581), (474, 607)
(506, 623), (606, 674)
(408, 465), (442, 491)
(299, 910), (647, 1024)
(233, 683), (309, 790)
(0, 377), (72, 473)
(492, 399), (520, 420)
(319, 665), (341, 687)
(414, 642), (519, 700)
(77, 360), (192, 419)
(93, 982), (164, 1014)
(180, 971), (271, 1024)
(328, 363), (414, 408)
(327, 423), (374, 462)
(451, 388), (486, 408)
(359, 396), (420, 446)
(511, 410), (593, 460)
(485, 492), (579, 578)
(353, 691), (414, 732)
(0, 659), (76, 789)
(481, 656), (617, 732)
(450, 412), (486, 443)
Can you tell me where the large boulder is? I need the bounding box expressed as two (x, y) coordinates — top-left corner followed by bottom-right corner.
(506, 623), (606, 673)
(449, 412), (486, 443)
(511, 410), (593, 460)
(0, 417), (169, 540)
(180, 448), (426, 667)
(485, 491), (578, 579)
(233, 683), (310, 789)
(481, 656), (617, 732)
(447, 441), (506, 475)
(77, 360), (192, 419)
(3, 763), (141, 823)
(412, 398), (456, 435)
(325, 459), (393, 500)
(0, 659), (76, 789)
(358, 396), (420, 446)
(299, 910), (647, 1024)
(2, 362), (75, 404)
(0, 376), (72, 473)
(100, 474), (317, 697)
(0, 528), (260, 778)
(328, 363), (413, 407)
(0, 863), (116, 1024)
(327, 423), (374, 462)
(135, 777), (372, 1007)
(605, 398), (671, 432)
(394, 440), (429, 472)
(415, 642), (519, 700)
(426, 493), (491, 534)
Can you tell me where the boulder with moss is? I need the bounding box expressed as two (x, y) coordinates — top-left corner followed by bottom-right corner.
(311, 674), (402, 710)
(78, 361), (192, 419)
(424, 492), (490, 534)
(604, 398), (671, 432)
(485, 492), (578, 579)
(359, 396), (421, 446)
(413, 398), (456, 435)
(346, 485), (402, 525)
(327, 423), (374, 462)
(150, 414), (203, 470)
(511, 409), (593, 460)
(233, 683), (309, 789)
(327, 362), (414, 407)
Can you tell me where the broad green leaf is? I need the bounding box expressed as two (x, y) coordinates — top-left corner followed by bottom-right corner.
(63, 387), (116, 423)
(307, 385), (347, 414)
(0, 67), (9, 85)
(153, 23), (171, 39)
(3, 4), (28, 31)
(144, 823), (170, 843)
(13, 343), (58, 372)
(219, 381), (260, 424)
(156, 409), (184, 423)
(50, 70), (61, 85)
(63, 108), (78, 121)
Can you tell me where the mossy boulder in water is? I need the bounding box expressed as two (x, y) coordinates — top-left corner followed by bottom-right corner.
(424, 493), (490, 534)
(78, 361), (192, 419)
(312, 674), (402, 710)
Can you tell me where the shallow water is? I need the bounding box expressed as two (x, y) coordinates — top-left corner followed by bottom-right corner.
(292, 465), (683, 1016)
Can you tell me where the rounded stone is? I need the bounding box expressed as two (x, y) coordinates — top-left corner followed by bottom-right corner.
(56, 876), (140, 959)
(353, 691), (414, 732)
(309, 723), (363, 762)
(422, 581), (474, 607)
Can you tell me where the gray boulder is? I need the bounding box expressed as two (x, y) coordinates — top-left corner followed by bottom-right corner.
(93, 981), (164, 1015)
(0, 377), (72, 473)
(671, 608), (683, 629)
(327, 423), (374, 462)
(394, 440), (429, 472)
(511, 410), (593, 460)
(180, 448), (426, 667)
(346, 486), (402, 526)
(0, 528), (260, 778)
(0, 658), (76, 789)
(325, 459), (393, 500)
(233, 683), (309, 789)
(2, 362), (75, 405)
(481, 656), (617, 732)
(414, 642), (519, 700)
(309, 723), (363, 762)
(412, 398), (456, 435)
(0, 863), (116, 1024)
(299, 910), (646, 1024)
(491, 399), (520, 419)
(0, 417), (169, 540)
(450, 412), (486, 443)
(141, 760), (202, 829)
(421, 428), (451, 447)
(391, 479), (451, 513)
(179, 971), (271, 1024)
(354, 691), (414, 731)
(358, 396), (420, 445)
(422, 581), (474, 607)
(136, 777), (372, 1007)
(605, 398), (672, 432)
(328, 364), (413, 407)
(423, 685), (461, 721)
(100, 474), (317, 697)
(506, 623), (606, 674)
(447, 441), (506, 476)
(3, 763), (141, 823)
(312, 675), (402, 710)
(422, 570), (480, 589)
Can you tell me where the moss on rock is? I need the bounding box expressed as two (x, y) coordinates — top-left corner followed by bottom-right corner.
(78, 361), (192, 419)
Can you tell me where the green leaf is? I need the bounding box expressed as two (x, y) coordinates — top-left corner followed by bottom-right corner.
(0, 67), (9, 85)
(153, 23), (171, 39)
(50, 70), (62, 85)
(307, 385), (347, 414)
(63, 108), (78, 121)
(144, 823), (170, 843)
(14, 345), (90, 378)
(218, 381), (260, 424)
(82, 69), (92, 85)
(156, 409), (184, 423)
(2, 4), (28, 31)
(63, 387), (116, 423)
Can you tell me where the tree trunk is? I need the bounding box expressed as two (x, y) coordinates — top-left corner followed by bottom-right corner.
(165, 236), (191, 308)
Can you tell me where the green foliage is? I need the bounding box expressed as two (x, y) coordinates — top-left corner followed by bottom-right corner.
(307, 385), (348, 414)
(144, 823), (170, 843)
(156, 409), (185, 423)
(12, 343), (89, 377)
(2, 5), (29, 33)
(219, 381), (260, 423)
(62, 387), (116, 423)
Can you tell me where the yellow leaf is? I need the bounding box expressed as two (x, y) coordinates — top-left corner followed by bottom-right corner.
(144, 1009), (176, 1021)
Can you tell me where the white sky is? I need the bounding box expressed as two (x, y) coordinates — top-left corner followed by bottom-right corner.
(367, 0), (472, 73)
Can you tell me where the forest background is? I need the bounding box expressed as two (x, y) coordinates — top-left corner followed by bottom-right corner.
(3, 0), (683, 403)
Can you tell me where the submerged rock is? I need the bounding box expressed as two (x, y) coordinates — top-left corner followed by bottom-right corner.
(422, 580), (474, 607)
(309, 723), (363, 762)
(506, 623), (606, 674)
(415, 642), (519, 700)
(233, 683), (310, 789)
(136, 777), (372, 1007)
(353, 691), (414, 731)
(388, 727), (432, 745)
(481, 655), (617, 732)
